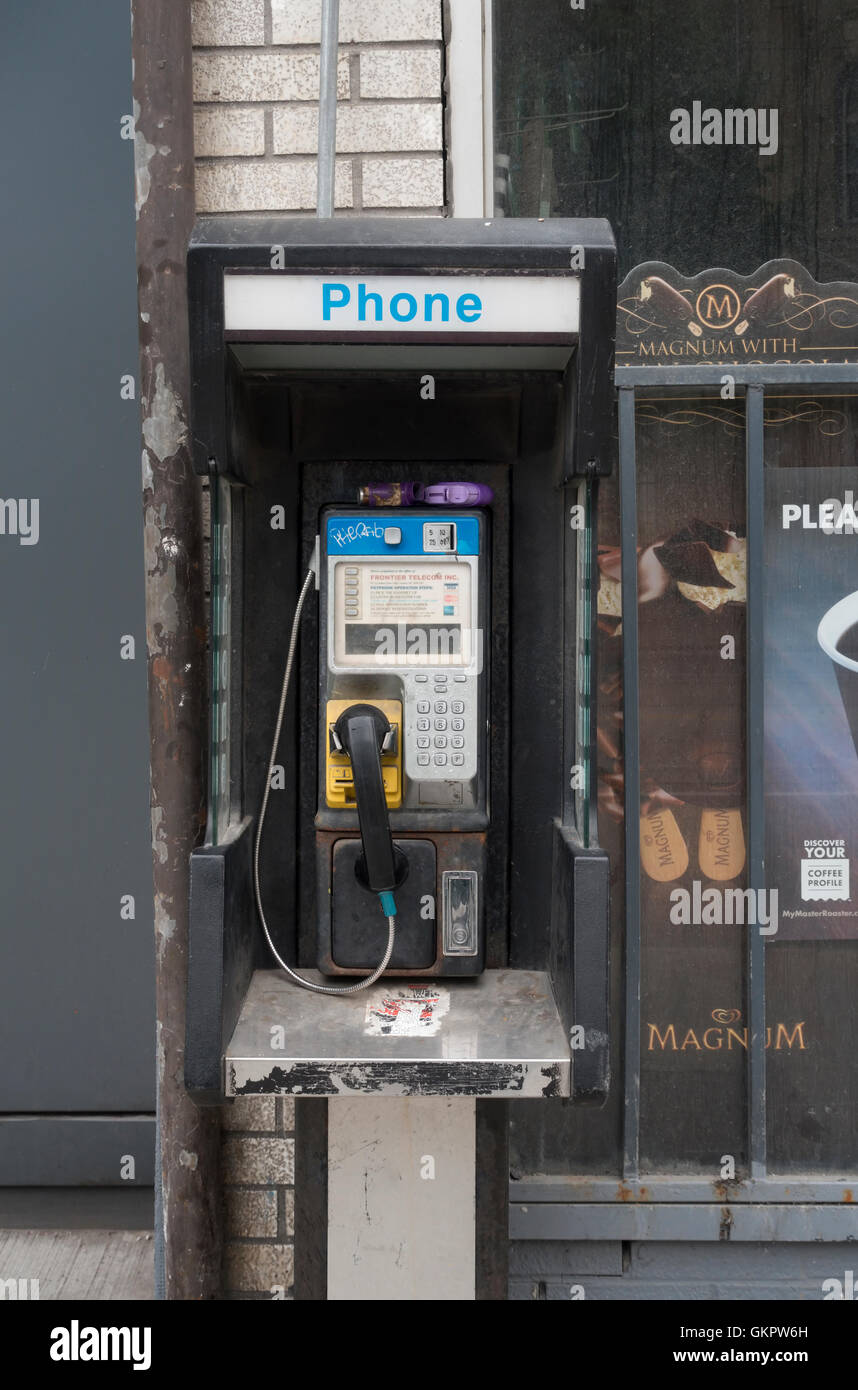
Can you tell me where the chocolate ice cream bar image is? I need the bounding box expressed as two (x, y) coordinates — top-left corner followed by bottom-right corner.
(699, 808), (745, 881)
(640, 807), (689, 882)
(639, 276), (703, 336)
(738, 273), (796, 332)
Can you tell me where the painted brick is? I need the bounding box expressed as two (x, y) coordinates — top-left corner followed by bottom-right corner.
(284, 1189), (295, 1238)
(193, 51), (349, 103)
(220, 1096), (277, 1132)
(194, 107), (266, 157)
(361, 156), (443, 208)
(191, 0), (265, 47)
(278, 1098), (295, 1131)
(196, 159), (353, 212)
(224, 1242), (294, 1293)
(271, 0), (441, 45)
(224, 1188), (278, 1239)
(273, 102), (441, 154)
(359, 48), (441, 99)
(222, 1135), (295, 1184)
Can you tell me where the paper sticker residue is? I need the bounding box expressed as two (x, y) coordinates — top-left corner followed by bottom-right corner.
(364, 985), (451, 1037)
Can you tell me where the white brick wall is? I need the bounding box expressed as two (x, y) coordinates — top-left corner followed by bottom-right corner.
(194, 0), (447, 1299)
(193, 0), (445, 215)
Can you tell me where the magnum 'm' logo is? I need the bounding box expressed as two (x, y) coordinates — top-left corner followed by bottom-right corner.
(646, 1009), (806, 1051)
(695, 284), (742, 329)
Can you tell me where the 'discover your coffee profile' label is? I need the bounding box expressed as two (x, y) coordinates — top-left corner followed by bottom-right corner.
(801, 839), (851, 901)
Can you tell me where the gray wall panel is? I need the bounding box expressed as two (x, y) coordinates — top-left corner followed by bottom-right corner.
(0, 3), (154, 1118)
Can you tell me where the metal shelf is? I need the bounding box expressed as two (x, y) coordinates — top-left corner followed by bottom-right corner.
(225, 969), (570, 1099)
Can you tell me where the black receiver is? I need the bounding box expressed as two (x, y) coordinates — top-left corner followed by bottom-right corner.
(332, 704), (397, 896)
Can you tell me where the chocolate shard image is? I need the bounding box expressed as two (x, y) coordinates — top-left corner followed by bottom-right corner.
(656, 539), (735, 589)
(669, 518), (737, 552)
(640, 275), (703, 336)
(741, 272), (797, 326)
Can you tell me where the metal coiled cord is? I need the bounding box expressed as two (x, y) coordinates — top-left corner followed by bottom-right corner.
(253, 565), (396, 994)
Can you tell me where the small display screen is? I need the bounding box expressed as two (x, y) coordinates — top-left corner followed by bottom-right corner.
(334, 562), (473, 667)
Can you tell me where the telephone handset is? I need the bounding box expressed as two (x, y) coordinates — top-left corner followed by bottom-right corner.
(329, 703), (399, 908)
(255, 506), (489, 992)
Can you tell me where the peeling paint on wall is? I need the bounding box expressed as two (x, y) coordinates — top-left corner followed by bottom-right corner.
(142, 362), (188, 463)
(133, 98), (157, 219)
(151, 805), (168, 864)
(155, 907), (176, 964)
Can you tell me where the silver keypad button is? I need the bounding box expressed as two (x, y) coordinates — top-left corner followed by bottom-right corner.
(451, 701), (464, 714)
(434, 701), (447, 714)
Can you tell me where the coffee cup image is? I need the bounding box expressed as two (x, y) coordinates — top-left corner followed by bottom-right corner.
(818, 591), (858, 758)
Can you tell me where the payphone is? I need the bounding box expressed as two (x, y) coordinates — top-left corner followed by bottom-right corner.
(184, 217), (615, 1105)
(254, 505), (490, 991)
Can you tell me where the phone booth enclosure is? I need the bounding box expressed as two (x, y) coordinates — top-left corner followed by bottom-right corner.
(185, 218), (615, 1103)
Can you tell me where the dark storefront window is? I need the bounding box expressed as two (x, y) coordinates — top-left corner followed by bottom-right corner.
(493, 0), (858, 282)
(495, 1), (858, 1181)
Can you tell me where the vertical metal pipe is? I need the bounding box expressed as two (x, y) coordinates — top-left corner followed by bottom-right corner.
(618, 387), (641, 1180)
(317, 0), (340, 217)
(745, 385), (767, 1179)
(132, 0), (222, 1298)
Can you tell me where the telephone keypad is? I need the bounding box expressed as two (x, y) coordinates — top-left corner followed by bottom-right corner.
(403, 673), (479, 793)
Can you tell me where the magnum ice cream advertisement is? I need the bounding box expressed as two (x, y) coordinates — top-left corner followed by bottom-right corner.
(598, 399), (858, 943)
(596, 271), (858, 1168)
(617, 259), (858, 366)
